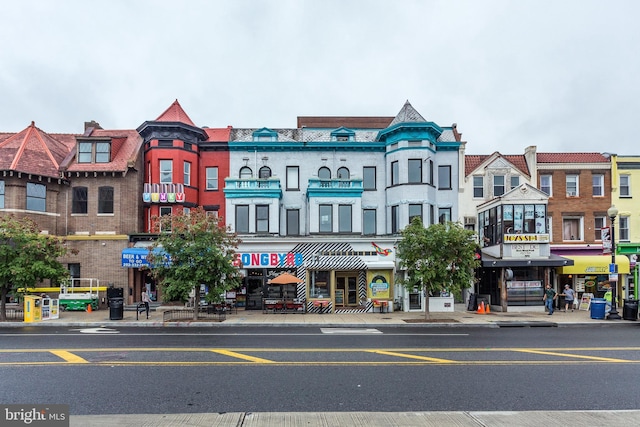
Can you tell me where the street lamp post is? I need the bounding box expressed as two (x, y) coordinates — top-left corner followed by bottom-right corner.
(607, 205), (621, 320)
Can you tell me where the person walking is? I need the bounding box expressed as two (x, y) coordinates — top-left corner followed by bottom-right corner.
(142, 288), (151, 319)
(543, 284), (557, 315)
(562, 284), (575, 312)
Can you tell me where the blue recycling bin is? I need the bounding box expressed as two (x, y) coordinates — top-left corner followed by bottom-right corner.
(590, 298), (606, 320)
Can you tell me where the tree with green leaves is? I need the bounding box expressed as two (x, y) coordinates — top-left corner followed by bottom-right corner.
(147, 208), (242, 320)
(396, 217), (480, 319)
(0, 215), (71, 321)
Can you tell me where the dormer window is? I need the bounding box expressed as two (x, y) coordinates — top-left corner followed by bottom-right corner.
(252, 128), (278, 142)
(330, 127), (355, 142)
(77, 139), (111, 163)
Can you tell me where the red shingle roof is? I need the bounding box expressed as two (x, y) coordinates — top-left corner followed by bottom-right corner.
(155, 99), (196, 126)
(536, 153), (609, 163)
(204, 127), (231, 142)
(465, 153), (530, 177)
(0, 122), (75, 178)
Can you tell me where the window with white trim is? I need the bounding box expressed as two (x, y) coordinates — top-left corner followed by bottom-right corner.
(540, 175), (552, 196)
(159, 160), (172, 184)
(620, 174), (631, 197)
(594, 216), (605, 240)
(206, 167), (218, 190)
(473, 176), (483, 198)
(592, 174), (604, 197)
(566, 175), (578, 197)
(562, 217), (582, 241)
(493, 175), (505, 196)
(619, 216), (630, 241)
(184, 161), (191, 186)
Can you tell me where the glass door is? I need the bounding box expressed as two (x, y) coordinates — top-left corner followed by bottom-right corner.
(336, 273), (358, 306)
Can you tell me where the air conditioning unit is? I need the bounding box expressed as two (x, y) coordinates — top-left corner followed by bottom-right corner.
(567, 191), (577, 196)
(464, 216), (476, 225)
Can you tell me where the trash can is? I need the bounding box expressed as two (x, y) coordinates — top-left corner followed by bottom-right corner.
(109, 297), (124, 320)
(590, 298), (606, 320)
(623, 299), (639, 321)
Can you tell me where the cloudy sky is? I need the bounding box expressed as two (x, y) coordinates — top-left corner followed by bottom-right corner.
(2, 0), (638, 154)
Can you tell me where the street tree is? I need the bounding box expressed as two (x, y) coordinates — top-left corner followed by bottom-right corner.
(0, 215), (71, 321)
(147, 208), (242, 320)
(396, 217), (479, 319)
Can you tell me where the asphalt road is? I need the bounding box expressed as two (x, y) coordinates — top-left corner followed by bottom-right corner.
(1, 325), (639, 415)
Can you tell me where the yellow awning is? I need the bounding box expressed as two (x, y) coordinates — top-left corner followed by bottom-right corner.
(557, 255), (629, 275)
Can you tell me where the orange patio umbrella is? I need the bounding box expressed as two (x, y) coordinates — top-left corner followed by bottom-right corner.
(268, 273), (303, 285)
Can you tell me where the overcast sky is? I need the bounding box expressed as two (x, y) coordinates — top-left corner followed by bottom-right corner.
(2, 0), (638, 155)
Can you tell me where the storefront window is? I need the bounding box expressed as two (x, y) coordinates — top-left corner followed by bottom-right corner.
(310, 270), (330, 298)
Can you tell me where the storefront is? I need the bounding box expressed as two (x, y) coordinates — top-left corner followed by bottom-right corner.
(236, 239), (396, 314)
(121, 243), (162, 304)
(478, 253), (572, 309)
(557, 255), (630, 303)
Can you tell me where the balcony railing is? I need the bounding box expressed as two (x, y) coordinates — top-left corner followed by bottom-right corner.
(223, 178), (282, 199)
(307, 178), (363, 198)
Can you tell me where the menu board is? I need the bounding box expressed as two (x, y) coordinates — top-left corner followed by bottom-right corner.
(579, 293), (594, 311)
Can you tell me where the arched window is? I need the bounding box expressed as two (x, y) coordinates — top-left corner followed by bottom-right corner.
(240, 166), (253, 179)
(337, 167), (350, 180)
(318, 167), (331, 180)
(259, 166), (272, 179)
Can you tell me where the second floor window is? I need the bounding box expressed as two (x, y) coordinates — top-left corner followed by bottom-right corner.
(540, 175), (552, 195)
(592, 174), (604, 196)
(566, 175), (578, 197)
(619, 216), (630, 241)
(510, 175), (520, 190)
(72, 186), (88, 214)
(184, 162), (191, 186)
(287, 209), (299, 235)
(391, 161), (399, 186)
(236, 205), (249, 233)
(338, 204), (352, 233)
(438, 165), (451, 190)
(620, 174), (630, 197)
(26, 183), (46, 212)
(319, 204), (332, 233)
(562, 217), (582, 241)
(594, 216), (605, 240)
(363, 166), (376, 190)
(439, 207), (452, 224)
(473, 176), (483, 198)
(363, 209), (376, 235)
(256, 205), (269, 233)
(493, 175), (505, 196)
(391, 205), (399, 234)
(408, 159), (422, 183)
(206, 167), (218, 190)
(98, 186), (114, 214)
(160, 160), (172, 184)
(286, 166), (299, 190)
(409, 204), (422, 224)
(0, 180), (4, 209)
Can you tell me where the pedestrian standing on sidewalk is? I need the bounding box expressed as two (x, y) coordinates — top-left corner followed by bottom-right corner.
(142, 289), (151, 319)
(562, 284), (575, 312)
(543, 284), (557, 315)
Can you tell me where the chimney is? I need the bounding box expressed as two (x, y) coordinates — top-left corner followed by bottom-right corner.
(84, 120), (102, 132)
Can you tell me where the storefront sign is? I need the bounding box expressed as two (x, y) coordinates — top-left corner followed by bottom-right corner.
(511, 243), (540, 258)
(234, 252), (303, 267)
(504, 234), (549, 243)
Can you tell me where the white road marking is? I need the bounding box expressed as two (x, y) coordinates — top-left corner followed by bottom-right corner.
(321, 328), (383, 334)
(70, 327), (120, 334)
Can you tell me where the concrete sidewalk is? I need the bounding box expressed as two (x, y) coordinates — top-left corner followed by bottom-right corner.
(3, 303), (638, 328)
(71, 410), (640, 426)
